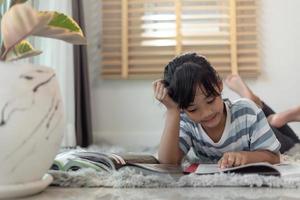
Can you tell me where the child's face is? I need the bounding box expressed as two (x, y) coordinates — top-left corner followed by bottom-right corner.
(184, 84), (225, 129)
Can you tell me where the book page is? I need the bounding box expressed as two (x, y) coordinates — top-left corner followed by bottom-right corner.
(119, 153), (159, 164)
(130, 163), (182, 173)
(73, 151), (159, 170)
(194, 162), (279, 175)
(194, 164), (220, 174)
(273, 164), (300, 178)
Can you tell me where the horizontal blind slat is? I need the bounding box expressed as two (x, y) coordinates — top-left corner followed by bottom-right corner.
(101, 0), (259, 79)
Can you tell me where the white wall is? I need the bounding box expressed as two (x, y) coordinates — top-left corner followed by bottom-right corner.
(84, 0), (300, 149)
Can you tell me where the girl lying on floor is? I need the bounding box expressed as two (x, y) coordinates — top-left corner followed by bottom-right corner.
(153, 52), (300, 169)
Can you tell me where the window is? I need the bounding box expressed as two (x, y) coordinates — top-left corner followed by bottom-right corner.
(101, 0), (259, 79)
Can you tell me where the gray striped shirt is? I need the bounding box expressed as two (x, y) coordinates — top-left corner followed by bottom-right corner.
(179, 98), (281, 163)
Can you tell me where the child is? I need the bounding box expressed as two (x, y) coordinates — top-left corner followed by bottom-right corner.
(153, 53), (280, 169)
(225, 74), (300, 153)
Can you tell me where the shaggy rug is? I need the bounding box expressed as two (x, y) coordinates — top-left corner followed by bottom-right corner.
(48, 144), (300, 188)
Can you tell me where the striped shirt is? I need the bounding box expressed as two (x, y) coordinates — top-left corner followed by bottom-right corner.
(179, 98), (281, 163)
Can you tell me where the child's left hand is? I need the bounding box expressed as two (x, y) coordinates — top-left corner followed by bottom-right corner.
(218, 151), (249, 169)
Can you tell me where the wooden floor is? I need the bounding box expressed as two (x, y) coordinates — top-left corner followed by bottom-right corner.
(19, 186), (300, 200)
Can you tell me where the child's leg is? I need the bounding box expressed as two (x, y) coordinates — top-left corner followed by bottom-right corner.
(263, 103), (300, 143)
(225, 74), (263, 108)
(272, 127), (297, 153)
(268, 106), (300, 128)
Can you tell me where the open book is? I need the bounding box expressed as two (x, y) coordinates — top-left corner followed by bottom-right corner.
(184, 162), (300, 178)
(51, 150), (182, 174)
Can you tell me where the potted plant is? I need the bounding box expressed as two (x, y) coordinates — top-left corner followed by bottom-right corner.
(0, 1), (85, 199)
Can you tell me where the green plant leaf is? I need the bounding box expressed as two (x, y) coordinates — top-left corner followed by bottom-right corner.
(5, 40), (42, 61)
(33, 11), (86, 45)
(1, 4), (51, 59)
(1, 3), (86, 60)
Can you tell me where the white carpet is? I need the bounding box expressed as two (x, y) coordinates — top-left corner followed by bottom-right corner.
(49, 144), (300, 188)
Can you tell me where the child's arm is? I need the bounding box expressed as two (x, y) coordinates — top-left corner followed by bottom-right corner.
(158, 108), (184, 164)
(153, 80), (184, 165)
(218, 150), (280, 169)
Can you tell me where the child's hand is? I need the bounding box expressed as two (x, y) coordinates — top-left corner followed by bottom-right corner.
(218, 151), (249, 169)
(152, 79), (178, 110)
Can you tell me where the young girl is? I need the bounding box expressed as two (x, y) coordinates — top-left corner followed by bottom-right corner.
(153, 53), (280, 169)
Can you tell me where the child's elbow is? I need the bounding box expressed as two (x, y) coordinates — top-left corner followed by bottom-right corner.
(158, 157), (182, 165)
(158, 153), (183, 165)
(158, 149), (184, 165)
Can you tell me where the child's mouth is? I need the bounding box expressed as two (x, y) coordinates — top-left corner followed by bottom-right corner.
(202, 113), (218, 123)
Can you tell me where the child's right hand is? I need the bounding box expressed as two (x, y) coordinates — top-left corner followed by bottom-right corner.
(218, 151), (249, 169)
(152, 79), (179, 111)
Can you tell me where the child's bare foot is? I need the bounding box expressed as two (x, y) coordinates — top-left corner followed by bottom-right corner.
(268, 114), (286, 128)
(225, 74), (253, 98)
(225, 74), (263, 107)
(268, 106), (300, 127)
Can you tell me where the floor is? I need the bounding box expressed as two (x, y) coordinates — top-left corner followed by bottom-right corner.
(19, 186), (300, 200)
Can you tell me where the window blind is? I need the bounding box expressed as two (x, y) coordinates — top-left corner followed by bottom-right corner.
(101, 0), (259, 79)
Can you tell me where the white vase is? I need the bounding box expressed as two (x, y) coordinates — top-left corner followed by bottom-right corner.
(0, 62), (64, 197)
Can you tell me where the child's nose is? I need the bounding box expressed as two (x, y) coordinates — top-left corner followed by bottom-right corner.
(201, 108), (214, 120)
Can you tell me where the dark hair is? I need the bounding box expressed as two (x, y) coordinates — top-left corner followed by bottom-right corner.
(163, 52), (221, 109)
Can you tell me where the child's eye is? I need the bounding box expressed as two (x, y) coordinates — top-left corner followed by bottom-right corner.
(188, 109), (197, 113)
(207, 97), (216, 104)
